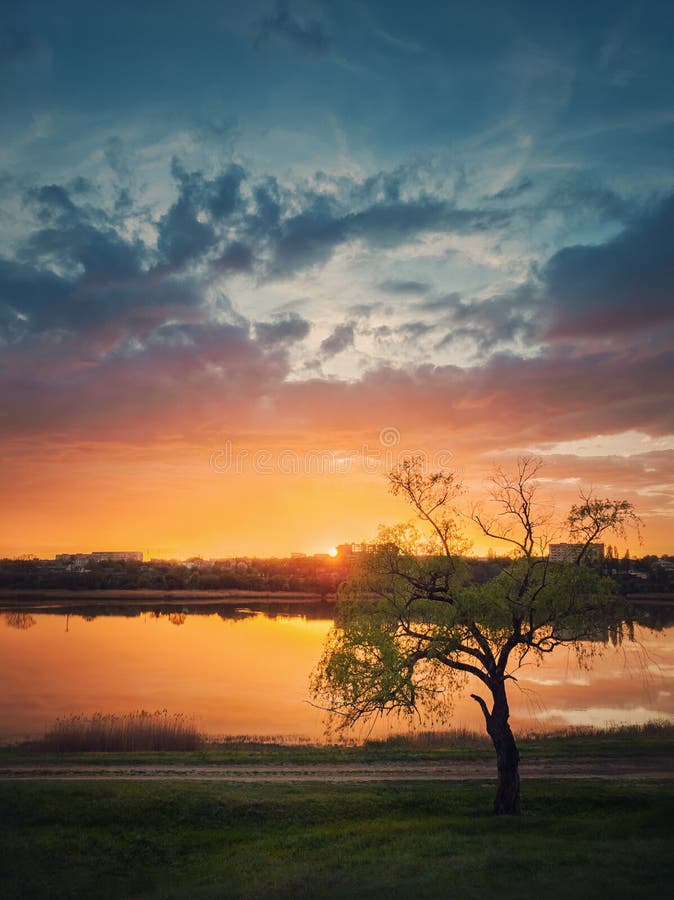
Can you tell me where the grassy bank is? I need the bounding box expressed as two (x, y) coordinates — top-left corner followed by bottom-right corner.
(3, 722), (673, 766)
(1, 779), (673, 899)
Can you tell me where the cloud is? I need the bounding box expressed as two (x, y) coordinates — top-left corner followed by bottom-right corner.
(206, 165), (246, 220)
(156, 159), (247, 268)
(214, 241), (254, 273)
(270, 193), (510, 277)
(0, 319), (291, 441)
(377, 280), (431, 295)
(255, 312), (311, 346)
(271, 198), (347, 275)
(254, 1), (332, 57)
(436, 285), (540, 354)
(320, 322), (355, 357)
(491, 177), (533, 201)
(157, 176), (216, 268)
(2, 158), (672, 492)
(419, 292), (462, 312)
(543, 192), (674, 338)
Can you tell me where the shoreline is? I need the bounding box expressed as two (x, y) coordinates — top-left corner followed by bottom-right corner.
(0, 588), (335, 610)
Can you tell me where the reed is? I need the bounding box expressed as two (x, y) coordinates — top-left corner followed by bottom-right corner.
(37, 710), (203, 752)
(364, 727), (491, 750)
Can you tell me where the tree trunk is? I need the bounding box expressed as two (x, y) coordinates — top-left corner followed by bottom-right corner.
(488, 686), (520, 815)
(472, 684), (521, 815)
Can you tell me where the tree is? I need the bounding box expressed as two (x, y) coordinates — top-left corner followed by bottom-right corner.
(312, 457), (639, 815)
(567, 492), (642, 565)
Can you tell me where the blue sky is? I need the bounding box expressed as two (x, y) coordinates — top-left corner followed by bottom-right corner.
(1, 0), (673, 555)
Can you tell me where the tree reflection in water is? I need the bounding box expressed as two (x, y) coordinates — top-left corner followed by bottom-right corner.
(4, 612), (36, 630)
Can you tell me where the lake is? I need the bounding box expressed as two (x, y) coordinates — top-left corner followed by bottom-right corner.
(2, 604), (673, 743)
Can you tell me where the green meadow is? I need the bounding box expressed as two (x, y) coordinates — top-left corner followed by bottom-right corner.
(1, 779), (673, 899)
(1, 726), (672, 898)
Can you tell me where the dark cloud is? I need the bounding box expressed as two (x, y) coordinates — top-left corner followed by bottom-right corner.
(0, 254), (206, 345)
(27, 184), (79, 225)
(419, 291), (462, 312)
(68, 176), (94, 196)
(543, 176), (632, 222)
(157, 163), (218, 267)
(0, 258), (73, 340)
(114, 188), (134, 215)
(367, 320), (436, 344)
(492, 177), (533, 200)
(248, 179), (283, 235)
(271, 194), (510, 277)
(346, 200), (508, 246)
(544, 192), (674, 338)
(23, 223), (145, 282)
(206, 165), (246, 219)
(155, 159), (249, 267)
(428, 190), (674, 356)
(3, 176), (210, 344)
(21, 183), (146, 283)
(255, 312), (311, 346)
(214, 241), (254, 273)
(271, 198), (346, 275)
(254, 1), (332, 57)
(446, 286), (538, 349)
(377, 279), (431, 295)
(320, 322), (355, 357)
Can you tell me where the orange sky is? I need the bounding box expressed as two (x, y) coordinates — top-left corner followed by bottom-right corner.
(1, 425), (669, 558)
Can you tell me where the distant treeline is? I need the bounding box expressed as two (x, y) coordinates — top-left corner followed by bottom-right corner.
(0, 557), (341, 597)
(1, 554), (673, 596)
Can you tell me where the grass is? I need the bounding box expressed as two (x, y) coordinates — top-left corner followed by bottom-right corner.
(33, 711), (204, 752)
(4, 720), (672, 766)
(1, 779), (673, 899)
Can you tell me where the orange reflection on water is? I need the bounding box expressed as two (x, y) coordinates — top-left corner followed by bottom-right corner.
(0, 612), (332, 742)
(1, 611), (673, 742)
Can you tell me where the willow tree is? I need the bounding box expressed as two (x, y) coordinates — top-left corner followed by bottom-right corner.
(312, 457), (639, 815)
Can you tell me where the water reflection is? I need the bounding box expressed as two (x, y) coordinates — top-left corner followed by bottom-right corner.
(4, 612), (37, 630)
(1, 603), (673, 743)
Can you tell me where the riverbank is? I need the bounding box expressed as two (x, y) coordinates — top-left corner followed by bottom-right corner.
(0, 587), (334, 609)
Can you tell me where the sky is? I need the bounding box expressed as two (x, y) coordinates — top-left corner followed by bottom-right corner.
(1, 0), (673, 558)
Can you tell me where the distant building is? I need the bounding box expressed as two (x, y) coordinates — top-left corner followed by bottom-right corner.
(336, 542), (378, 559)
(89, 551), (143, 563)
(55, 553), (91, 571)
(56, 551), (143, 567)
(549, 543), (604, 563)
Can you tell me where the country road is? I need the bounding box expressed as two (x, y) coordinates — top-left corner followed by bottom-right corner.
(2, 758), (672, 782)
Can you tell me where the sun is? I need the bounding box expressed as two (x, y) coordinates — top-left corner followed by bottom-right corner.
(328, 547), (338, 558)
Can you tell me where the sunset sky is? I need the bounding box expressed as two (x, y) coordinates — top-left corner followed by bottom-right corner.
(1, 0), (673, 558)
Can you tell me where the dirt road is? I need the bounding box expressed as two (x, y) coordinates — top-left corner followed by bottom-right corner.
(2, 758), (672, 782)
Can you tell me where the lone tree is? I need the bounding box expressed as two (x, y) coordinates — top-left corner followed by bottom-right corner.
(312, 457), (640, 815)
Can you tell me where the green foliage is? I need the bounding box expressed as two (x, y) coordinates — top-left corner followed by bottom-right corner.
(312, 458), (640, 744)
